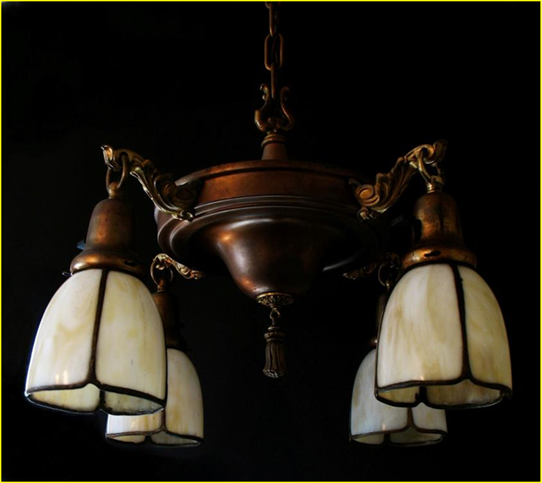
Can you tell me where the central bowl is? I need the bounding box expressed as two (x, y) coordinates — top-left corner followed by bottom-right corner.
(155, 159), (385, 300)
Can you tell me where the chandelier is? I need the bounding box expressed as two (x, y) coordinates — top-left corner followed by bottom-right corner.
(24, 3), (512, 448)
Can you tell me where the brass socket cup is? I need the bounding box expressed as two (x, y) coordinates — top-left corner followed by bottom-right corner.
(402, 191), (477, 270)
(70, 197), (145, 278)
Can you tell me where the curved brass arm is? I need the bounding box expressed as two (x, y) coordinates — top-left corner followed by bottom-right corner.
(343, 252), (401, 286)
(350, 140), (447, 221)
(151, 253), (206, 284)
(102, 145), (201, 221)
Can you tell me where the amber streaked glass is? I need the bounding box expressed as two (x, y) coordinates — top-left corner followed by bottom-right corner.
(106, 348), (204, 446)
(351, 349), (446, 446)
(376, 263), (512, 409)
(25, 269), (167, 414)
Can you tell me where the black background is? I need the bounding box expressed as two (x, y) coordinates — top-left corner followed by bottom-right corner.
(2, 2), (540, 481)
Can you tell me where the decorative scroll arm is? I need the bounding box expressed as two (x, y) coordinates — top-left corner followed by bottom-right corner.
(350, 140), (447, 221)
(343, 252), (401, 289)
(151, 253), (206, 283)
(350, 159), (418, 222)
(102, 145), (200, 222)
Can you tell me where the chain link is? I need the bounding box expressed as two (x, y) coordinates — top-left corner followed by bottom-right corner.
(264, 3), (283, 98)
(255, 2), (294, 139)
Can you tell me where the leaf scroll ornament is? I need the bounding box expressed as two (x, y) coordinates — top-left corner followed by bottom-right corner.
(350, 140), (447, 221)
(350, 158), (417, 221)
(102, 145), (201, 222)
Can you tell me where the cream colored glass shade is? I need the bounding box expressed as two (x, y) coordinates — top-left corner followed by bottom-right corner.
(376, 263), (512, 409)
(106, 348), (204, 446)
(25, 269), (167, 414)
(351, 350), (446, 446)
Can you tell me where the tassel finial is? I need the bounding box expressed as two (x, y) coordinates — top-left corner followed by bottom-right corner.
(257, 292), (293, 379)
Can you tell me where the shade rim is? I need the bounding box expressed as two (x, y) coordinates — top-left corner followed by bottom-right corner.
(150, 429), (203, 447)
(107, 428), (203, 447)
(375, 377), (513, 410)
(25, 381), (166, 416)
(351, 426), (447, 447)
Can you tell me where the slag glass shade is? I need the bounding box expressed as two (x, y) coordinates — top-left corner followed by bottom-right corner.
(106, 348), (204, 446)
(376, 263), (512, 409)
(351, 349), (447, 446)
(25, 269), (167, 414)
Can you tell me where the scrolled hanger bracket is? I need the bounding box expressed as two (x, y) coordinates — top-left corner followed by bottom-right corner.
(102, 145), (201, 221)
(350, 139), (447, 221)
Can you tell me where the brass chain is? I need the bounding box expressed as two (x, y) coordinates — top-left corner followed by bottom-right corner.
(255, 2), (294, 141)
(264, 2), (284, 99)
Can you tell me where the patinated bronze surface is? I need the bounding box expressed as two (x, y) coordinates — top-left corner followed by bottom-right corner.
(155, 159), (386, 300)
(402, 191), (477, 270)
(70, 197), (145, 278)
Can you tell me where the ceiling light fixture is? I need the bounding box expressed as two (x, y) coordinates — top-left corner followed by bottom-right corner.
(25, 180), (167, 415)
(24, 3), (512, 446)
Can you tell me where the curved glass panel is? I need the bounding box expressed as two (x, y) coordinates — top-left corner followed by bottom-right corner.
(26, 269), (167, 415)
(29, 384), (101, 412)
(164, 349), (204, 441)
(376, 263), (513, 409)
(377, 264), (463, 388)
(351, 350), (446, 446)
(351, 350), (407, 440)
(106, 349), (204, 446)
(96, 271), (167, 413)
(106, 411), (163, 440)
(25, 269), (103, 411)
(459, 266), (512, 389)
